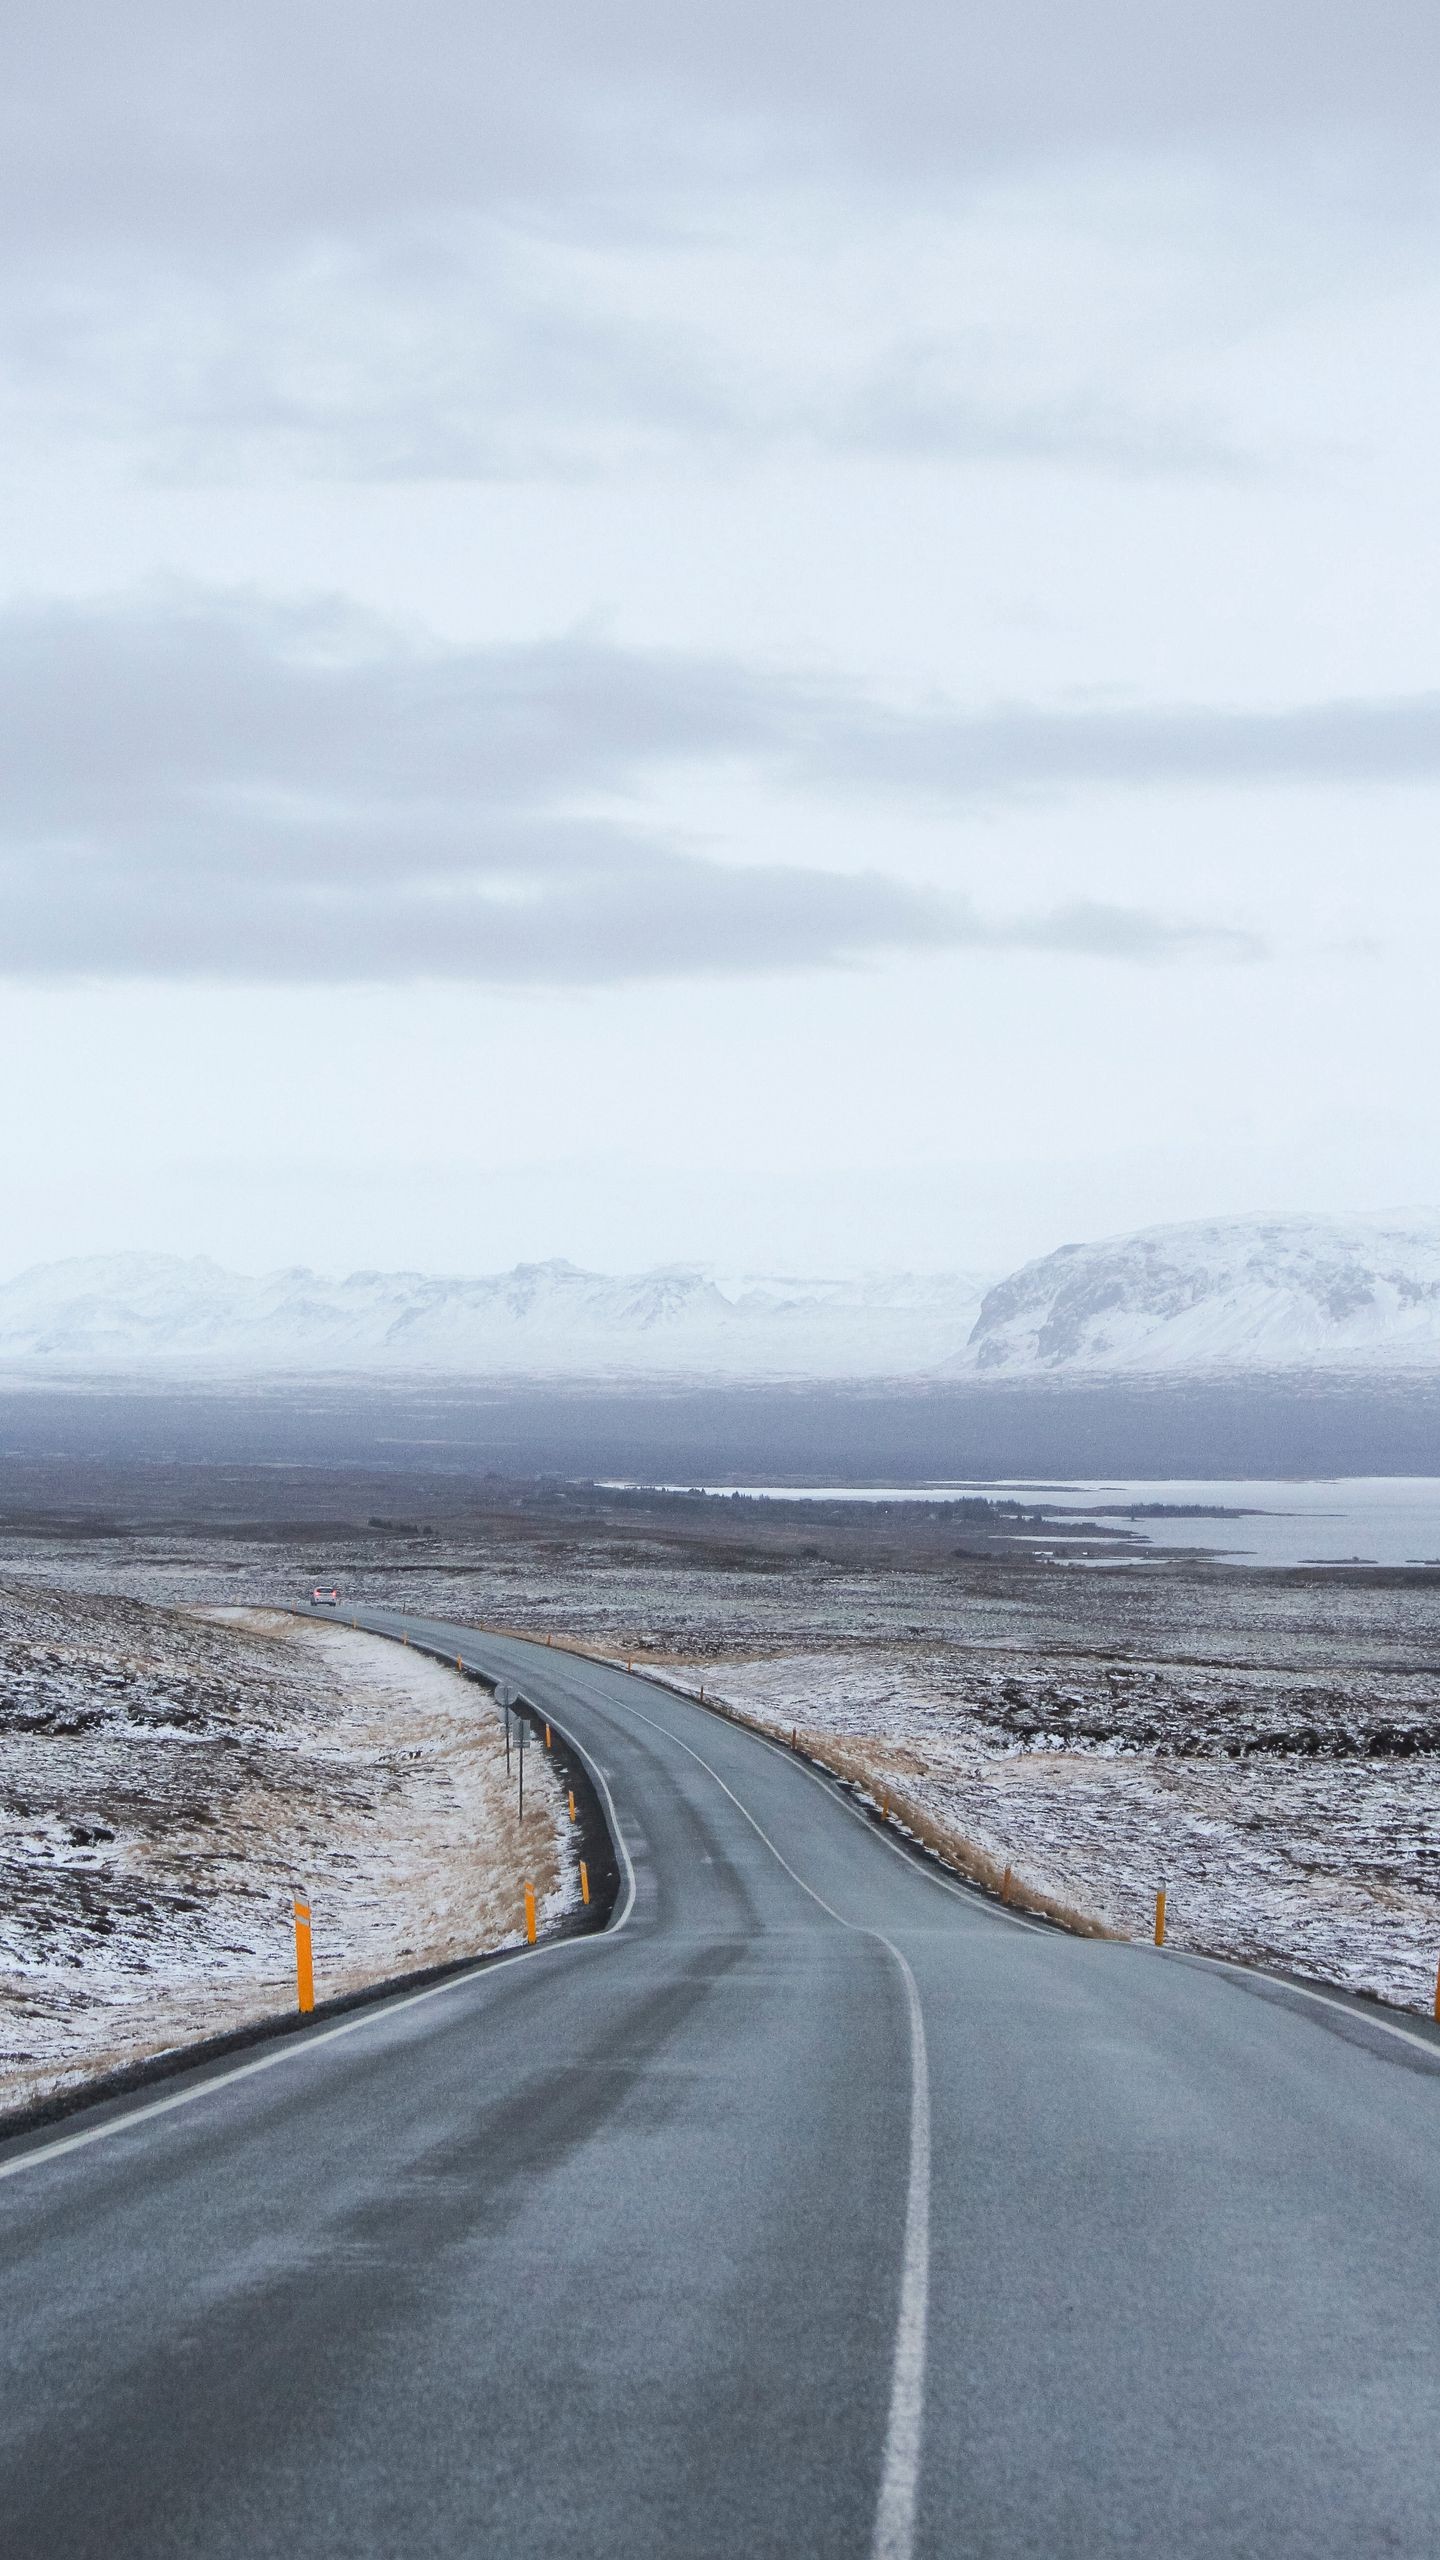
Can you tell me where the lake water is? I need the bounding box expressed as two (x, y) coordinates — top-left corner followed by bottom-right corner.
(660, 1477), (1440, 1568)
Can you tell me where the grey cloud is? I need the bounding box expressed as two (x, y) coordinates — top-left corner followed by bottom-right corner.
(2, 5), (1433, 264)
(8, 8), (1407, 491)
(0, 596), (771, 829)
(0, 254), (1246, 491)
(805, 692), (1440, 801)
(105, 301), (750, 491)
(834, 358), (1249, 479)
(0, 591), (1263, 986)
(1, 844), (1246, 987)
(967, 903), (1260, 962)
(0, 6), (1425, 496)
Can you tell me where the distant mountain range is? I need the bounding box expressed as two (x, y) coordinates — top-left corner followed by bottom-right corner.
(2, 1214), (1439, 1383)
(0, 1253), (995, 1381)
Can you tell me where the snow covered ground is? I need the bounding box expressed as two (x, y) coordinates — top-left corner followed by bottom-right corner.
(0, 1590), (573, 2119)
(653, 1643), (1440, 2015)
(4, 1494), (1437, 2033)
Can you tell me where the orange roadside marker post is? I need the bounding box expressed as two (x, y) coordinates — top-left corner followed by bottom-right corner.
(579, 1861), (590, 1906)
(567, 1790), (577, 1822)
(545, 1723), (552, 1749)
(524, 1882), (537, 1944)
(293, 1897), (314, 2013)
(1155, 1888), (1167, 1947)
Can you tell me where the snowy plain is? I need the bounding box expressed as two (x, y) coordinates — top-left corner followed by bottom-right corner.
(652, 1643), (1440, 2015)
(6, 1491), (1438, 2026)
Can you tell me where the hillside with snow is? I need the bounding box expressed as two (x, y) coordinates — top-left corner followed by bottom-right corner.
(0, 1253), (994, 1382)
(957, 1214), (1440, 1379)
(6, 1217), (1440, 1386)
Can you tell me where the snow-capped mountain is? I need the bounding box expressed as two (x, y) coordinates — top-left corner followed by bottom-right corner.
(956, 1213), (1440, 1378)
(8, 1216), (1440, 1384)
(0, 1253), (995, 1381)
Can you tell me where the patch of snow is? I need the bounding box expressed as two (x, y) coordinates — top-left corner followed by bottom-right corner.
(0, 1591), (572, 2117)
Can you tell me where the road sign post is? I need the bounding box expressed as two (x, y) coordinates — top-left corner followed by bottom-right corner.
(496, 1681), (519, 1781)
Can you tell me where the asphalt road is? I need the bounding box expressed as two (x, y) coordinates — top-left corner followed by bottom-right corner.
(3, 1611), (1440, 2559)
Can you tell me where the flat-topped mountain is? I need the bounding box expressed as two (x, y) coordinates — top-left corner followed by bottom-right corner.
(956, 1213), (1440, 1379)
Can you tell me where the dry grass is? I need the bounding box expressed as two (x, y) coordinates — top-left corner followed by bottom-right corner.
(722, 1706), (1118, 1940)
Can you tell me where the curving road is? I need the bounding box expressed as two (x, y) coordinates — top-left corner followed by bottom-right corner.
(3, 1610), (1440, 2558)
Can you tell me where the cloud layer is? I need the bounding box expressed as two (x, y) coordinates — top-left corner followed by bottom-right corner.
(16, 586), (1435, 985)
(2, 6), (1431, 490)
(6, 3), (1434, 258)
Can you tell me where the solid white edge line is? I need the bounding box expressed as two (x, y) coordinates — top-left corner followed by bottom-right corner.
(0, 1646), (637, 2186)
(1174, 1948), (1440, 2063)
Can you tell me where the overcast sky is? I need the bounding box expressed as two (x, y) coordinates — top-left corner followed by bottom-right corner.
(2, 2), (1438, 1278)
